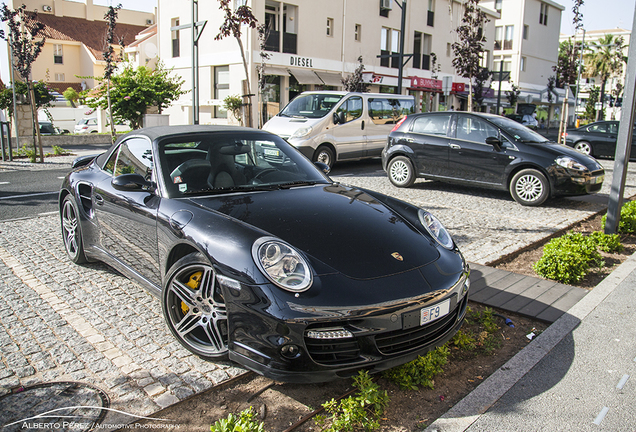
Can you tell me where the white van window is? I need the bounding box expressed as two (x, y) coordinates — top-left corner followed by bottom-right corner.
(336, 96), (363, 123)
(412, 114), (451, 136)
(368, 98), (415, 125)
(279, 93), (344, 119)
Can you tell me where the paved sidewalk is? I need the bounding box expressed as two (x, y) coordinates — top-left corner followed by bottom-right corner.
(427, 251), (636, 431)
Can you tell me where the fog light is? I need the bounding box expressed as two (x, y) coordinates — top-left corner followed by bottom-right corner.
(462, 278), (470, 296)
(280, 344), (300, 359)
(306, 328), (354, 339)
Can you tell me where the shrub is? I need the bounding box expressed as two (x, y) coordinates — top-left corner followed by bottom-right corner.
(589, 230), (622, 253)
(533, 232), (603, 284)
(210, 407), (264, 432)
(382, 346), (450, 390)
(451, 330), (476, 351)
(602, 201), (636, 234)
(315, 370), (389, 432)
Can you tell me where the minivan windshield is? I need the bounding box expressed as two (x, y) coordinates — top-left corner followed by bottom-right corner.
(279, 93), (344, 119)
(489, 116), (550, 143)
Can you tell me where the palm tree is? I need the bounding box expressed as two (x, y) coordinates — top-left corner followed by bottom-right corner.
(584, 34), (626, 121)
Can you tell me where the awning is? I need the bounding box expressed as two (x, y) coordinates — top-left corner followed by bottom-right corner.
(263, 66), (289, 76)
(315, 71), (343, 86)
(288, 68), (323, 85)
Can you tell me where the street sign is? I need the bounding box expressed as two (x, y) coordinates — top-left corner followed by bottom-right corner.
(442, 76), (453, 96)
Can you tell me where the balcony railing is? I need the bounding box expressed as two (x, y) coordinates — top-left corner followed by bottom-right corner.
(503, 39), (513, 50)
(265, 30), (280, 52)
(283, 32), (297, 54)
(380, 50), (390, 67)
(494, 40), (502, 50)
(421, 54), (430, 70)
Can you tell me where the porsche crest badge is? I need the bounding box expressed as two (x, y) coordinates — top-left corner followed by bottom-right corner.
(391, 252), (404, 261)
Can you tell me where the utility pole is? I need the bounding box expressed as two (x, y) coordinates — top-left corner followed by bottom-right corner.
(376, 0), (412, 94)
(170, 0), (207, 125)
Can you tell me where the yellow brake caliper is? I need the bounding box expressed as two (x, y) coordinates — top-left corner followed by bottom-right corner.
(181, 271), (203, 315)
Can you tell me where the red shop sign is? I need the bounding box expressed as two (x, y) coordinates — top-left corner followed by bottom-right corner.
(410, 77), (442, 91)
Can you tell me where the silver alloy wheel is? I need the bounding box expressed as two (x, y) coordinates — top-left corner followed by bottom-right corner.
(514, 173), (544, 202)
(62, 198), (83, 261)
(316, 149), (332, 167)
(574, 141), (592, 155)
(165, 263), (228, 356)
(390, 159), (410, 184)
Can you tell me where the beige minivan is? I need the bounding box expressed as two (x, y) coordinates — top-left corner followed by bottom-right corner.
(262, 91), (415, 168)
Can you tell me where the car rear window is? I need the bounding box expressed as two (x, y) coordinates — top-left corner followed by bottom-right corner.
(411, 114), (451, 136)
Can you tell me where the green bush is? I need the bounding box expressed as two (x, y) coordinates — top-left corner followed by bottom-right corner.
(315, 370), (389, 432)
(602, 201), (636, 234)
(382, 346), (450, 390)
(451, 330), (476, 351)
(210, 407), (264, 432)
(533, 232), (604, 284)
(589, 231), (623, 253)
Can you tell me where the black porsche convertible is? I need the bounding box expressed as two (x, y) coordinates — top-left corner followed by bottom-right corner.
(59, 125), (469, 383)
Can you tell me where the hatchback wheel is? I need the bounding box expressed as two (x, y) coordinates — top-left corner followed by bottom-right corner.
(162, 253), (229, 359)
(61, 195), (87, 264)
(574, 141), (593, 156)
(387, 156), (416, 188)
(314, 145), (334, 169)
(510, 169), (549, 206)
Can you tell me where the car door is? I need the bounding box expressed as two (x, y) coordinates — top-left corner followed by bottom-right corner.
(448, 115), (511, 186)
(405, 114), (452, 177)
(332, 96), (365, 160)
(93, 137), (161, 286)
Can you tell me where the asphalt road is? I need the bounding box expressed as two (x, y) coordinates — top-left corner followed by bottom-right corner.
(0, 168), (69, 221)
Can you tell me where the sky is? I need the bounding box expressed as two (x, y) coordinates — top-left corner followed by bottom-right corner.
(1, 0), (634, 87)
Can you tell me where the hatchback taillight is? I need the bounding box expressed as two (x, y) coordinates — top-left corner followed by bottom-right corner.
(391, 116), (408, 133)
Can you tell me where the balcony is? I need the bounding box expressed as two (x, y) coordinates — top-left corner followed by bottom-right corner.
(380, 50), (390, 67)
(283, 32), (297, 54)
(503, 39), (513, 50)
(421, 54), (430, 70)
(494, 40), (502, 50)
(265, 30), (280, 52)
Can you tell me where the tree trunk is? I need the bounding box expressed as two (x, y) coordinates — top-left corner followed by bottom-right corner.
(27, 81), (44, 163)
(107, 78), (116, 143)
(559, 87), (569, 144)
(597, 79), (607, 121)
(236, 36), (253, 128)
(467, 80), (473, 112)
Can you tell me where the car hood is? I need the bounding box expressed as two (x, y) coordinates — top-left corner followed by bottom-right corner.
(262, 115), (324, 139)
(189, 184), (441, 280)
(529, 142), (604, 171)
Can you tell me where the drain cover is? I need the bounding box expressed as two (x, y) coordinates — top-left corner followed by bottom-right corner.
(0, 381), (109, 432)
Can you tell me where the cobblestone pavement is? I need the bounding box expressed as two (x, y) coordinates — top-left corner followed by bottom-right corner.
(1, 154), (635, 424)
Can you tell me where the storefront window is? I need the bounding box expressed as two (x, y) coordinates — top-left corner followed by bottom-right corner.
(289, 75), (310, 101)
(378, 85), (396, 94)
(261, 75), (281, 124)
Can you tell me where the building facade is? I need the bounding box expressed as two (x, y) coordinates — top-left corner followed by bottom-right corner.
(157, 0), (500, 126)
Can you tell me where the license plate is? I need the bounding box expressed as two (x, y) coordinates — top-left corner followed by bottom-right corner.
(264, 148), (280, 156)
(420, 299), (450, 325)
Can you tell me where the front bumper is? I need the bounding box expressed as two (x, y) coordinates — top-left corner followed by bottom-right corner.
(550, 167), (605, 196)
(225, 268), (470, 383)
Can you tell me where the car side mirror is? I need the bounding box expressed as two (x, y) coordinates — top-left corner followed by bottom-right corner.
(314, 161), (331, 175)
(112, 173), (156, 192)
(485, 136), (502, 151)
(333, 111), (345, 125)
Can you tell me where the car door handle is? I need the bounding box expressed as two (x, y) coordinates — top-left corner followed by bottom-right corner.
(450, 144), (461, 149)
(361, 120), (365, 130)
(404, 138), (414, 143)
(94, 194), (104, 205)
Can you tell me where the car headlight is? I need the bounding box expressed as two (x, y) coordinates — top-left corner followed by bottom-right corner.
(289, 126), (312, 140)
(418, 209), (454, 250)
(252, 237), (313, 292)
(556, 156), (587, 171)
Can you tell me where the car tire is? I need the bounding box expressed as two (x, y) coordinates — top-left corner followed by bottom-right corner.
(61, 195), (88, 264)
(387, 156), (416, 188)
(510, 169), (550, 206)
(314, 145), (335, 169)
(574, 141), (593, 156)
(162, 253), (229, 359)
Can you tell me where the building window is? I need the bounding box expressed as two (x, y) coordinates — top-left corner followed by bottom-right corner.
(54, 44), (63, 64)
(54, 73), (65, 81)
(504, 25), (514, 50)
(494, 55), (513, 72)
(520, 56), (526, 71)
(523, 25), (529, 39)
(379, 0), (391, 17)
(480, 50), (490, 69)
(427, 0), (435, 27)
(540, 3), (548, 25)
(380, 27), (400, 68)
(354, 24), (361, 41)
(495, 0), (502, 12)
(446, 42), (451, 57)
(283, 3), (298, 54)
(494, 26), (502, 50)
(171, 18), (180, 58)
(326, 17), (333, 36)
(214, 66), (230, 118)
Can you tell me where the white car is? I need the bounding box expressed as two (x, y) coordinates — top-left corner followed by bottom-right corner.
(74, 118), (132, 134)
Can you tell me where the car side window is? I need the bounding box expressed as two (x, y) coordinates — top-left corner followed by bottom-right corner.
(336, 96), (363, 123)
(456, 116), (498, 143)
(411, 115), (451, 136)
(607, 123), (618, 134)
(104, 138), (153, 179)
(588, 124), (607, 133)
(368, 98), (415, 125)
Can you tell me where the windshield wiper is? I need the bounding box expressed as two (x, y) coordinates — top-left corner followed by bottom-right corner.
(277, 180), (321, 189)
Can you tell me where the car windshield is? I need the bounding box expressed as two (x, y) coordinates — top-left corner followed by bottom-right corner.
(279, 93), (344, 119)
(489, 116), (549, 143)
(158, 132), (329, 198)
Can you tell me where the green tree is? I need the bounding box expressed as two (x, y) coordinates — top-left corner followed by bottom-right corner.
(102, 4), (123, 142)
(451, 0), (490, 112)
(584, 34), (626, 121)
(0, 81), (55, 117)
(85, 61), (187, 130)
(472, 67), (491, 109)
(584, 86), (600, 121)
(1, 4), (47, 162)
(63, 87), (80, 108)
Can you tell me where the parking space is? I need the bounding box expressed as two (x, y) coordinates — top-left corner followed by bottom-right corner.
(1, 157), (635, 421)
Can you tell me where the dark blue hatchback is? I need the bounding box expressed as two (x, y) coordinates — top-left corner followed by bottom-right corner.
(382, 112), (605, 206)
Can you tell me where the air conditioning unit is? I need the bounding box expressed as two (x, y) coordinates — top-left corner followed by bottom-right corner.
(380, 0), (392, 10)
(42, 5), (52, 12)
(146, 19), (153, 25)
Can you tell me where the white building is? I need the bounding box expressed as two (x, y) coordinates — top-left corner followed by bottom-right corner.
(157, 0), (501, 126)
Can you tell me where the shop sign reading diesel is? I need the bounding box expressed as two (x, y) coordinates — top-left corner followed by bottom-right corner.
(290, 56), (314, 68)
